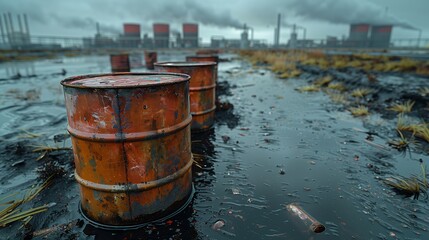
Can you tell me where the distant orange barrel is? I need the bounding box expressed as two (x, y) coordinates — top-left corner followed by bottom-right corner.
(186, 55), (219, 82)
(110, 54), (130, 72)
(61, 73), (193, 226)
(144, 51), (158, 70)
(154, 62), (216, 131)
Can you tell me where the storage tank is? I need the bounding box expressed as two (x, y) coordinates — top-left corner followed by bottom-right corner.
(370, 25), (392, 49)
(348, 24), (370, 48)
(123, 23), (141, 48)
(153, 23), (169, 48)
(183, 23), (198, 48)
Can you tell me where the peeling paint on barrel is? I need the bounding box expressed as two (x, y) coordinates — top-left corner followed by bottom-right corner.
(61, 72), (193, 226)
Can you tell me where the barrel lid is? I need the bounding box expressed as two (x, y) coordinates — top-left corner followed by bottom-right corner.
(154, 61), (217, 67)
(61, 72), (190, 89)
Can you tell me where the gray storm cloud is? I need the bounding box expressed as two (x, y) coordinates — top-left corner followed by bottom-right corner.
(50, 14), (122, 34)
(288, 0), (416, 29)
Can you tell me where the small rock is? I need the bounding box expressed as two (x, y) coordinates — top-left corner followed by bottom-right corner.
(221, 135), (231, 143)
(212, 219), (225, 230)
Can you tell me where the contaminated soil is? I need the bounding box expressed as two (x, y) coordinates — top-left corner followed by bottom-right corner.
(0, 50), (428, 239)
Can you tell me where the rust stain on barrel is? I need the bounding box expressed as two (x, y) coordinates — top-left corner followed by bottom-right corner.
(110, 54), (130, 72)
(61, 72), (192, 226)
(154, 62), (216, 131)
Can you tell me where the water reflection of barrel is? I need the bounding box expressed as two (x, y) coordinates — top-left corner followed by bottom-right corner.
(110, 54), (130, 72)
(61, 73), (193, 226)
(186, 55), (219, 83)
(154, 62), (216, 131)
(144, 51), (157, 70)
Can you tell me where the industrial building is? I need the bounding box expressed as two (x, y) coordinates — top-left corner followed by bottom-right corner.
(121, 23), (141, 48)
(369, 25), (392, 48)
(182, 23), (198, 48)
(153, 23), (169, 48)
(348, 23), (370, 47)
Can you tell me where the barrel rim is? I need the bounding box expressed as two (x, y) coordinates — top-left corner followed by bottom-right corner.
(60, 72), (191, 89)
(154, 61), (217, 67)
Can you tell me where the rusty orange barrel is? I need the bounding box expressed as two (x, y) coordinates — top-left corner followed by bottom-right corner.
(186, 55), (219, 83)
(154, 62), (216, 131)
(144, 51), (158, 70)
(61, 72), (193, 227)
(110, 54), (130, 72)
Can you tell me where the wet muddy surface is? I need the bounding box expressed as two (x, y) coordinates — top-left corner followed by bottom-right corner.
(0, 51), (428, 239)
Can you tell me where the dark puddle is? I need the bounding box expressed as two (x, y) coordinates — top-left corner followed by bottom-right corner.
(0, 52), (428, 239)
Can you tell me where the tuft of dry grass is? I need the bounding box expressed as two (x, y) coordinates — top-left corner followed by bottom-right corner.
(327, 82), (347, 92)
(0, 178), (52, 227)
(396, 114), (429, 143)
(384, 177), (421, 199)
(419, 87), (429, 97)
(388, 100), (415, 114)
(351, 88), (372, 98)
(328, 93), (348, 104)
(384, 162), (428, 200)
(314, 75), (333, 87)
(298, 85), (320, 92)
(388, 129), (413, 152)
(349, 105), (369, 117)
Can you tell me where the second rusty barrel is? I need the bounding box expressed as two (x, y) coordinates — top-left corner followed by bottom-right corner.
(144, 51), (158, 70)
(61, 72), (193, 226)
(154, 62), (216, 131)
(110, 54), (130, 72)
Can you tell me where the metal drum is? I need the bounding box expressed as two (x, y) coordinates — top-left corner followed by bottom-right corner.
(61, 72), (193, 226)
(154, 62), (216, 131)
(110, 54), (130, 72)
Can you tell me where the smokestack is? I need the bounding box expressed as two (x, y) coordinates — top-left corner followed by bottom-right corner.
(17, 14), (23, 34)
(3, 14), (11, 45)
(0, 17), (5, 44)
(8, 12), (14, 46)
(17, 14), (24, 44)
(275, 13), (281, 46)
(23, 14), (30, 38)
(96, 22), (100, 35)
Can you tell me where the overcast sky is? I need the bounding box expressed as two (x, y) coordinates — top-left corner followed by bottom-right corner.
(0, 0), (427, 44)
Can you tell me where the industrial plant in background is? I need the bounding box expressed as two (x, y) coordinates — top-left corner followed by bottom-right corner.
(0, 12), (421, 51)
(346, 23), (393, 48)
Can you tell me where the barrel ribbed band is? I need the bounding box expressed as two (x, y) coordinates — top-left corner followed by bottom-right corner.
(189, 83), (216, 91)
(191, 106), (216, 116)
(75, 158), (193, 193)
(68, 115), (191, 142)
